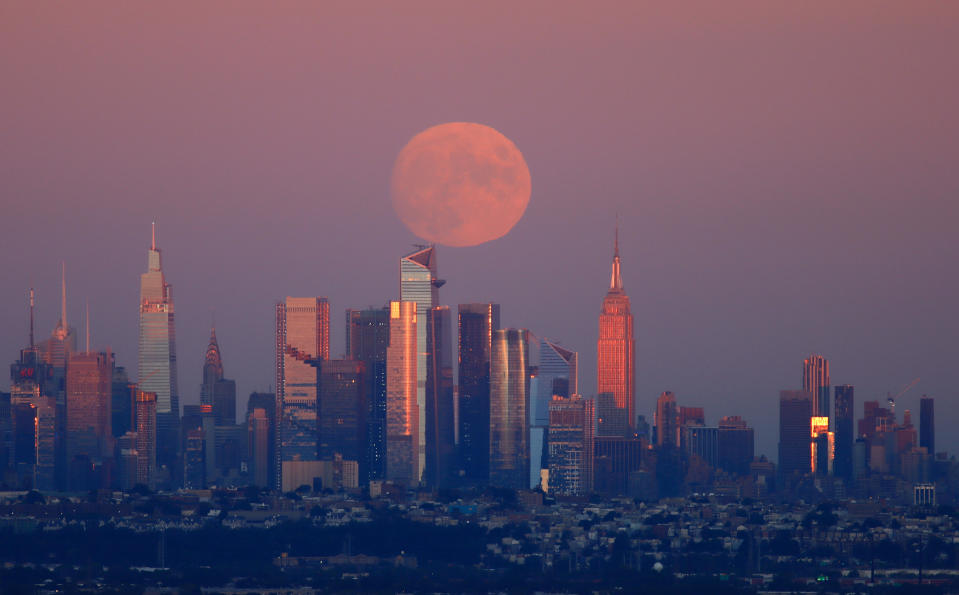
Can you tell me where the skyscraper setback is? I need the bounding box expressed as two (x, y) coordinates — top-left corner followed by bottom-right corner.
(597, 227), (635, 431)
(274, 297), (330, 490)
(137, 223), (179, 477)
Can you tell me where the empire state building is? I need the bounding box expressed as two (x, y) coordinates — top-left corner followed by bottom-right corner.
(596, 227), (635, 434)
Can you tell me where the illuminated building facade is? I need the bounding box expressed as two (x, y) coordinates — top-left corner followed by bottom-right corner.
(547, 394), (593, 495)
(400, 246), (442, 480)
(274, 297), (330, 490)
(802, 354), (830, 419)
(457, 303), (500, 485)
(489, 328), (531, 489)
(810, 416), (833, 475)
(135, 389), (157, 490)
(137, 224), (179, 475)
(386, 301), (418, 485)
(65, 350), (114, 488)
(346, 307), (390, 481)
(597, 227), (635, 432)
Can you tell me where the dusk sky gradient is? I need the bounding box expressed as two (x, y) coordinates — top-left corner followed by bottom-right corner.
(2, 2), (957, 460)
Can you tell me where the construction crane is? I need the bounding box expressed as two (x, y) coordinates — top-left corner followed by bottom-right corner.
(887, 377), (920, 418)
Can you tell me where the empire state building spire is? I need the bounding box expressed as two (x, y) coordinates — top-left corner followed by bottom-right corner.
(609, 221), (623, 292)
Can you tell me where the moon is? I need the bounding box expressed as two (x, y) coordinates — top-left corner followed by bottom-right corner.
(390, 122), (532, 247)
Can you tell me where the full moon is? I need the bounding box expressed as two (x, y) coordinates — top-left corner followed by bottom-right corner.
(390, 122), (532, 247)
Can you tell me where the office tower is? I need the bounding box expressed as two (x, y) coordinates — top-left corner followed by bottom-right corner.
(489, 328), (531, 489)
(597, 226), (635, 430)
(346, 307), (389, 482)
(183, 427), (206, 489)
(679, 406), (705, 451)
(201, 326), (237, 426)
(779, 390), (812, 477)
(717, 416), (754, 476)
(400, 246), (443, 479)
(317, 358), (367, 473)
(593, 435), (644, 496)
(275, 297), (330, 490)
(386, 301), (418, 485)
(596, 392), (629, 438)
(36, 272), (73, 491)
(810, 415), (832, 476)
(138, 223), (180, 475)
(114, 432), (137, 490)
(532, 339), (577, 486)
(655, 391), (679, 449)
(248, 407), (270, 487)
(802, 354), (830, 418)
(833, 385), (854, 480)
(920, 396), (935, 455)
(111, 366), (132, 439)
(246, 392), (275, 488)
(135, 389), (157, 490)
(65, 350), (114, 489)
(425, 306), (455, 488)
(547, 395), (593, 495)
(684, 426), (718, 468)
(214, 424), (244, 478)
(457, 303), (500, 484)
(40, 264), (76, 368)
(35, 395), (57, 490)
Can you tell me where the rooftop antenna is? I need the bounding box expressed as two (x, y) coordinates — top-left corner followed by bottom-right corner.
(29, 287), (35, 348)
(85, 299), (91, 353)
(151, 220), (156, 250)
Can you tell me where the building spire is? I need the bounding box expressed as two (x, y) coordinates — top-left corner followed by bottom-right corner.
(61, 261), (67, 329)
(151, 221), (156, 251)
(29, 287), (35, 349)
(609, 222), (623, 292)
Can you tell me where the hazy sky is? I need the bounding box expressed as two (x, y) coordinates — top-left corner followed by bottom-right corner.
(2, 2), (957, 460)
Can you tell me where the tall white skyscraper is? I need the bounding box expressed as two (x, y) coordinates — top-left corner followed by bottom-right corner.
(137, 223), (179, 473)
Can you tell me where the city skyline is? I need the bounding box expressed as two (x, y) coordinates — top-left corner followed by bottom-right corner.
(2, 3), (957, 463)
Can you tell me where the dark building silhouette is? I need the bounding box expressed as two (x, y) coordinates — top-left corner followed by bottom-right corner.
(425, 306), (455, 488)
(317, 359), (367, 477)
(596, 391), (629, 437)
(655, 391), (679, 449)
(457, 303), (500, 485)
(201, 327), (237, 426)
(66, 350), (114, 490)
(346, 306), (389, 482)
(717, 416), (754, 476)
(593, 435), (643, 496)
(920, 396), (935, 455)
(246, 392), (276, 488)
(833, 384), (854, 480)
(779, 390), (812, 478)
(111, 366), (132, 439)
(489, 328), (531, 489)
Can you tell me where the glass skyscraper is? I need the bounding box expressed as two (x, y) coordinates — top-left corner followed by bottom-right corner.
(425, 306), (455, 488)
(274, 297), (330, 490)
(400, 246), (442, 481)
(346, 307), (390, 482)
(386, 301), (418, 485)
(457, 303), (500, 485)
(531, 338), (577, 488)
(802, 354), (830, 419)
(137, 223), (179, 476)
(489, 328), (531, 489)
(597, 228), (635, 432)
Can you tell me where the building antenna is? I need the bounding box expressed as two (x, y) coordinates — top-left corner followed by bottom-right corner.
(61, 261), (67, 329)
(151, 220), (156, 251)
(29, 287), (35, 348)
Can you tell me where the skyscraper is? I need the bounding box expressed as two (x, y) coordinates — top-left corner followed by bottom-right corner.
(317, 358), (367, 475)
(135, 389), (157, 490)
(833, 384), (854, 480)
(655, 391), (679, 449)
(425, 306), (455, 488)
(597, 227), (635, 431)
(200, 327), (237, 426)
(920, 396), (935, 455)
(532, 339), (577, 486)
(400, 246), (443, 479)
(489, 328), (531, 489)
(457, 303), (500, 485)
(275, 297), (330, 490)
(246, 392), (276, 488)
(65, 349), (114, 488)
(346, 307), (390, 482)
(802, 354), (830, 419)
(547, 394), (593, 495)
(386, 301), (418, 485)
(717, 416), (754, 476)
(779, 390), (812, 478)
(138, 223), (179, 476)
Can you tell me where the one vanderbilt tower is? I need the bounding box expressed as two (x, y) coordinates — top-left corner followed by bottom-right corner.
(138, 222), (180, 478)
(596, 225), (635, 433)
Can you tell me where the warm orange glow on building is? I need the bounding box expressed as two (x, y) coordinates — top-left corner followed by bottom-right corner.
(386, 300), (418, 485)
(597, 226), (635, 430)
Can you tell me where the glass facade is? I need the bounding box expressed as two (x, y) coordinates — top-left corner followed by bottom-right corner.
(386, 301), (418, 485)
(65, 351), (114, 479)
(547, 395), (593, 495)
(457, 303), (499, 485)
(274, 297), (330, 490)
(802, 354), (830, 419)
(138, 226), (179, 473)
(317, 358), (366, 474)
(400, 246), (440, 479)
(532, 339), (577, 486)
(346, 307), (390, 482)
(425, 306), (455, 488)
(489, 328), (530, 489)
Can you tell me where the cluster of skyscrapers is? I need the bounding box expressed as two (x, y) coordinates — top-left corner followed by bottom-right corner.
(0, 223), (936, 502)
